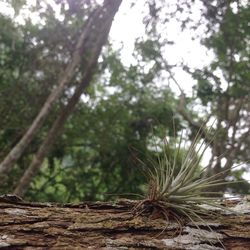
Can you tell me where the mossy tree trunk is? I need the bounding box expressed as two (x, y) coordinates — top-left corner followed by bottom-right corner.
(0, 195), (250, 249)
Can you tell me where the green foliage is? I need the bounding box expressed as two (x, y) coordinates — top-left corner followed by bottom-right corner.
(0, 0), (180, 201)
(196, 4), (250, 101)
(0, 0), (249, 202)
(24, 47), (179, 202)
(187, 1), (250, 193)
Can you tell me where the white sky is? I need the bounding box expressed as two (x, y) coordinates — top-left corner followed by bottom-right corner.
(110, 0), (214, 96)
(0, 0), (213, 97)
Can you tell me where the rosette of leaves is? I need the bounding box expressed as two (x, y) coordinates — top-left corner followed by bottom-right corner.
(133, 126), (235, 227)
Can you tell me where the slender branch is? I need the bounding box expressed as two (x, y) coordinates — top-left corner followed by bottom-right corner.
(0, 1), (121, 176)
(13, 0), (122, 196)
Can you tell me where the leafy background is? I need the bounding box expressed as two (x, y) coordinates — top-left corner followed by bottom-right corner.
(0, 0), (249, 202)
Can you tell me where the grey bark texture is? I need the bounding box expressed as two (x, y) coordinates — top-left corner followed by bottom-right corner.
(0, 195), (250, 249)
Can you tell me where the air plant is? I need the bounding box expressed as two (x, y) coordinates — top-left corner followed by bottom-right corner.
(133, 124), (236, 229)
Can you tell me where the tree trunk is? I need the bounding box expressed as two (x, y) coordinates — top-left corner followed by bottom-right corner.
(0, 0), (122, 176)
(12, 0), (122, 197)
(0, 195), (250, 249)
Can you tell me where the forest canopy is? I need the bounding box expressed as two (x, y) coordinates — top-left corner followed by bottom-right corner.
(0, 0), (249, 202)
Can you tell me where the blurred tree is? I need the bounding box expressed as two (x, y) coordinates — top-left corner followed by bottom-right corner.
(179, 0), (250, 193)
(23, 46), (180, 202)
(13, 0), (123, 197)
(0, 0), (122, 179)
(1, 0), (249, 201)
(0, 0), (179, 201)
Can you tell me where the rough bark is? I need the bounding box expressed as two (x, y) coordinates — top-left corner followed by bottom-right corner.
(13, 0), (122, 197)
(0, 0), (122, 176)
(0, 195), (250, 249)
